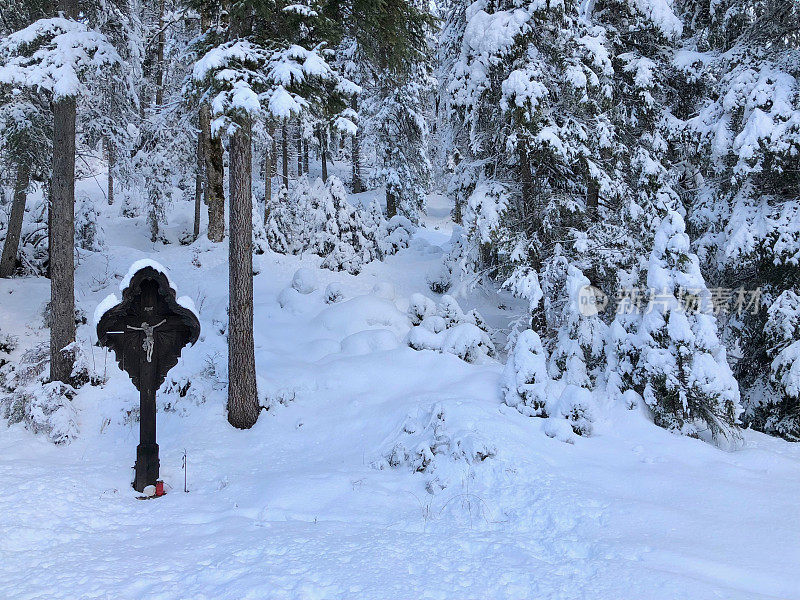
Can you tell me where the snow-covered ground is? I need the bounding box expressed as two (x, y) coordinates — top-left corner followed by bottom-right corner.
(1, 175), (800, 600)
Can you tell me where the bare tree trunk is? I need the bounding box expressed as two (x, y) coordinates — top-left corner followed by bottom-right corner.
(351, 98), (362, 193)
(319, 129), (328, 182)
(303, 137), (309, 174)
(587, 178), (599, 220)
(296, 124), (302, 177)
(154, 0), (166, 107)
(520, 146), (533, 220)
(106, 138), (115, 205)
(386, 188), (397, 219)
(0, 164), (30, 278)
(271, 129), (277, 178)
(50, 0), (78, 383)
(227, 117), (259, 429)
(281, 120), (289, 189)
(202, 106), (225, 242)
(194, 118), (204, 240)
(264, 122), (273, 222)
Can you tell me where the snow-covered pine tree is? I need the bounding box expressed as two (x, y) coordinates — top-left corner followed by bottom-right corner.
(338, 0), (435, 221)
(0, 0), (52, 278)
(678, 0), (800, 438)
(0, 2), (123, 382)
(635, 211), (742, 446)
(762, 290), (800, 439)
(544, 260), (608, 390)
(503, 329), (551, 417)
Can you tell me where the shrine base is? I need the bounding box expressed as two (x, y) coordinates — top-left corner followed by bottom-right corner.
(133, 443), (160, 493)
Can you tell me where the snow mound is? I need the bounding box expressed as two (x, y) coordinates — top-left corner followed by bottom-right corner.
(277, 285), (320, 314)
(292, 268), (318, 294)
(340, 329), (400, 355)
(313, 294), (409, 339)
(371, 281), (395, 301)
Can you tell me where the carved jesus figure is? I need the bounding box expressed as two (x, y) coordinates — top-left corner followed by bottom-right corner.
(127, 319), (166, 363)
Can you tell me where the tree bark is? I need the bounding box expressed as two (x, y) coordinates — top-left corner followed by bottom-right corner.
(386, 188), (397, 219)
(106, 137), (115, 205)
(264, 122), (273, 222)
(319, 129), (328, 182)
(303, 137), (309, 174)
(227, 117), (259, 429)
(202, 104), (225, 242)
(296, 124), (302, 177)
(271, 128), (277, 178)
(154, 0), (166, 107)
(0, 164), (30, 278)
(587, 178), (599, 220)
(520, 145), (533, 221)
(194, 117), (204, 240)
(50, 65), (77, 383)
(281, 120), (289, 189)
(351, 98), (362, 193)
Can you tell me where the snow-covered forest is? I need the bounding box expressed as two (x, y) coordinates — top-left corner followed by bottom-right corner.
(1, 0), (799, 598)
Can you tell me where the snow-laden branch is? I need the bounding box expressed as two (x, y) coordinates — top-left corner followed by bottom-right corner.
(190, 38), (359, 135)
(0, 17), (121, 100)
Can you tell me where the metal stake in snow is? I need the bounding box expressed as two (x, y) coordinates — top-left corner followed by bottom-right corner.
(96, 263), (200, 493)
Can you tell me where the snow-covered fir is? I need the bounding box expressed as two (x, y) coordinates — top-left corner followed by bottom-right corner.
(1, 0), (799, 598)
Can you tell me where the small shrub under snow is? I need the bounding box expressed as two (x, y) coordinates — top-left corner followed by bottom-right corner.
(406, 294), (495, 363)
(373, 403), (496, 493)
(503, 330), (598, 440)
(324, 282), (344, 304)
(0, 343), (80, 444)
(408, 293), (437, 326)
(425, 263), (452, 294)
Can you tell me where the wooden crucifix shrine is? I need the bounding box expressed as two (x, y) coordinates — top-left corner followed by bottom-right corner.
(96, 265), (200, 493)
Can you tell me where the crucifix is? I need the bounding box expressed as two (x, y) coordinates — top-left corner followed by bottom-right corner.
(96, 265), (200, 493)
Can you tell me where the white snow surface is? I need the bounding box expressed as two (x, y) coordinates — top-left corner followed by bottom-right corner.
(93, 293), (119, 327)
(1, 181), (799, 599)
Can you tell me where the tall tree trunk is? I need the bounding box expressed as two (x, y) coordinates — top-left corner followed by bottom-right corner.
(520, 145), (533, 221)
(386, 188), (397, 219)
(106, 137), (115, 205)
(50, 0), (78, 384)
(154, 0), (166, 107)
(148, 181), (160, 242)
(0, 164), (30, 278)
(587, 178), (599, 220)
(351, 98), (362, 193)
(296, 124), (302, 177)
(264, 122), (273, 222)
(352, 134), (362, 193)
(194, 117), (204, 240)
(319, 129), (328, 182)
(281, 120), (289, 189)
(227, 117), (259, 429)
(203, 106), (225, 242)
(303, 137), (309, 174)
(271, 128), (277, 178)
